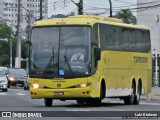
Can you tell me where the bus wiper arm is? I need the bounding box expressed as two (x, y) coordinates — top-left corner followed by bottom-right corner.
(64, 48), (73, 74)
(46, 48), (54, 68)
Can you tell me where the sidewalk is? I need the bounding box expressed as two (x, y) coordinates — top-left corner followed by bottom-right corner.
(141, 87), (160, 101)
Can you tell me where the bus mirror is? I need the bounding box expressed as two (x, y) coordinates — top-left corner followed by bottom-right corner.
(95, 48), (101, 60)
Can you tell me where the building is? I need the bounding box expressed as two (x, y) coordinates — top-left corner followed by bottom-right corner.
(0, 0), (48, 38)
(0, 1), (4, 19)
(137, 0), (160, 86)
(137, 0), (160, 52)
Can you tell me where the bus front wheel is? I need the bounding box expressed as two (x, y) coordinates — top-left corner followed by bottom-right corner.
(88, 86), (103, 106)
(44, 98), (53, 107)
(77, 99), (85, 105)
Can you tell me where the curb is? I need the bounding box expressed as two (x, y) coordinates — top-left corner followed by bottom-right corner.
(141, 95), (160, 101)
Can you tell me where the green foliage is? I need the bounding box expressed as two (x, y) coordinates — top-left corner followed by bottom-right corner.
(0, 21), (13, 39)
(0, 21), (16, 67)
(114, 9), (137, 24)
(0, 20), (29, 68)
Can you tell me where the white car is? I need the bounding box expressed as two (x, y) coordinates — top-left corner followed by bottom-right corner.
(0, 69), (8, 92)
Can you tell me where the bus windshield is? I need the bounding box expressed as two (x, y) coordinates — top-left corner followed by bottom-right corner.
(30, 26), (91, 79)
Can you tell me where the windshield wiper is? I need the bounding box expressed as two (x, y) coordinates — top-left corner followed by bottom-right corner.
(64, 48), (73, 74)
(44, 48), (56, 77)
(46, 48), (54, 68)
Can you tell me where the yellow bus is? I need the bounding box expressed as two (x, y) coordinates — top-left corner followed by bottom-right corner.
(29, 15), (152, 107)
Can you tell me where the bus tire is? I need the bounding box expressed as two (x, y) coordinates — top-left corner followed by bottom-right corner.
(44, 98), (53, 107)
(77, 99), (85, 105)
(89, 86), (103, 106)
(124, 83), (135, 105)
(133, 83), (141, 105)
(24, 86), (26, 90)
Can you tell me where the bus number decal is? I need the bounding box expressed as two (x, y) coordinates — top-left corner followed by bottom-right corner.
(133, 56), (148, 63)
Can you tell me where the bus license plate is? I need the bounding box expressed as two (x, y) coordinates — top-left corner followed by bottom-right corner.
(54, 92), (64, 96)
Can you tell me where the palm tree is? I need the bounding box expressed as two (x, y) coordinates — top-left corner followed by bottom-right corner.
(114, 9), (137, 24)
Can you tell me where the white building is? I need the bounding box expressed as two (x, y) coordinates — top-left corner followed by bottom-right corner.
(137, 0), (160, 52)
(0, 0), (48, 38)
(0, 1), (4, 19)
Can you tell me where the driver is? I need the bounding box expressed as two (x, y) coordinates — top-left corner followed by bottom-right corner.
(70, 49), (84, 62)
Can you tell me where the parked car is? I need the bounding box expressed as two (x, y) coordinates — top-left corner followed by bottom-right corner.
(0, 69), (8, 92)
(6, 68), (28, 88)
(0, 67), (8, 71)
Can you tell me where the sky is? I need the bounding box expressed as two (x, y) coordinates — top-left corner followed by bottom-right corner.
(48, 0), (137, 17)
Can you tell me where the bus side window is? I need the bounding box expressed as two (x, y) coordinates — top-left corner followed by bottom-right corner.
(91, 24), (99, 74)
(91, 46), (96, 74)
(91, 44), (100, 74)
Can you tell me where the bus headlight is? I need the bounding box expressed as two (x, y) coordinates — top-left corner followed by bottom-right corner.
(75, 82), (91, 88)
(30, 84), (44, 89)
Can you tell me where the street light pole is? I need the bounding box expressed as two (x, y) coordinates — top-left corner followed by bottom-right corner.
(40, 0), (43, 20)
(71, 0), (83, 15)
(78, 0), (83, 15)
(10, 38), (12, 68)
(156, 15), (159, 86)
(109, 0), (112, 17)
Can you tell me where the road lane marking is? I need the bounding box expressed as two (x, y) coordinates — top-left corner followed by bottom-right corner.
(9, 89), (25, 93)
(15, 93), (26, 95)
(140, 102), (160, 106)
(65, 110), (91, 111)
(0, 93), (8, 95)
(106, 100), (160, 106)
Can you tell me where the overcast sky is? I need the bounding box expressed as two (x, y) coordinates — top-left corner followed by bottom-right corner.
(48, 0), (137, 17)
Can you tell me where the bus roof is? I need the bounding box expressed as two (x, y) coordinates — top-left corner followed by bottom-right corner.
(33, 15), (149, 30)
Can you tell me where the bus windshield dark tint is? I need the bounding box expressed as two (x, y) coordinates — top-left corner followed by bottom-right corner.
(30, 27), (91, 79)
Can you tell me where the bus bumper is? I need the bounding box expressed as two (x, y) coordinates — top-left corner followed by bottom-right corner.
(30, 87), (92, 99)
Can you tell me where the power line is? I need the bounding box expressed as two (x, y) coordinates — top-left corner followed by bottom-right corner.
(49, 0), (71, 12)
(113, 0), (135, 4)
(15, 0), (36, 20)
(85, 1), (160, 15)
(48, 0), (160, 16)
(65, 8), (77, 16)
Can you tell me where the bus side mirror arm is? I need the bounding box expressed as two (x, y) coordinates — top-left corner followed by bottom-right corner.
(94, 48), (101, 61)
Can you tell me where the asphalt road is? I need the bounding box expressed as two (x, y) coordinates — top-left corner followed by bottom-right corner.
(0, 87), (160, 120)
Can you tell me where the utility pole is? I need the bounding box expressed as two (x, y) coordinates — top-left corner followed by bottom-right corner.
(64, 0), (66, 8)
(156, 14), (159, 86)
(158, 54), (160, 87)
(15, 0), (21, 68)
(26, 13), (31, 43)
(78, 0), (83, 15)
(54, 2), (56, 11)
(40, 0), (43, 19)
(10, 37), (12, 68)
(109, 0), (112, 17)
(71, 0), (83, 15)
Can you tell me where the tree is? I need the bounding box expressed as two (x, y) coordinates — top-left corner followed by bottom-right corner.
(114, 9), (137, 24)
(0, 21), (13, 39)
(0, 20), (16, 67)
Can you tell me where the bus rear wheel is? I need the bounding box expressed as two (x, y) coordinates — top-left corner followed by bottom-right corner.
(133, 83), (141, 105)
(44, 98), (53, 107)
(124, 83), (135, 105)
